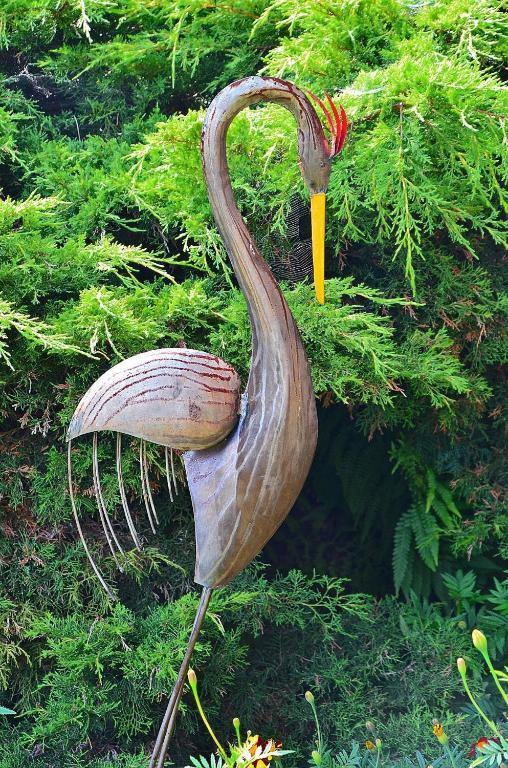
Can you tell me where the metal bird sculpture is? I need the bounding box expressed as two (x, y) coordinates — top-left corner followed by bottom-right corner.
(66, 76), (347, 767)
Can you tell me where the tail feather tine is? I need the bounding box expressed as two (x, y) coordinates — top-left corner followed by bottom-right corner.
(92, 433), (124, 571)
(93, 433), (125, 558)
(116, 433), (143, 550)
(150, 587), (213, 768)
(143, 441), (159, 526)
(67, 440), (115, 599)
(171, 449), (178, 496)
(140, 440), (157, 534)
(165, 447), (174, 503)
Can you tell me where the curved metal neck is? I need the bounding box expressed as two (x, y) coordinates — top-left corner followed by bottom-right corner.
(201, 77), (324, 360)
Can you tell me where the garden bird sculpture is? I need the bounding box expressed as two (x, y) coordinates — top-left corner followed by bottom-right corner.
(67, 76), (347, 768)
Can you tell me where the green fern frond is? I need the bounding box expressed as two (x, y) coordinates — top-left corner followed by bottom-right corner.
(391, 442), (464, 594)
(393, 510), (414, 594)
(410, 505), (440, 572)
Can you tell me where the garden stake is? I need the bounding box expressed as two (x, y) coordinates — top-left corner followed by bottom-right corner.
(66, 76), (347, 767)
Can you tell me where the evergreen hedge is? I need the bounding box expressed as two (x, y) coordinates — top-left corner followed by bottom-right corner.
(0, 1), (506, 765)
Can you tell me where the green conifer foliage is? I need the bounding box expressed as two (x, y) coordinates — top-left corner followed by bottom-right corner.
(0, 0), (506, 761)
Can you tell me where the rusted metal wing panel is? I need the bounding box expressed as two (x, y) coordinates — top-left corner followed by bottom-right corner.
(68, 348), (241, 451)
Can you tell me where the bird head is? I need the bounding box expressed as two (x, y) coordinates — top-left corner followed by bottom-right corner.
(299, 91), (347, 304)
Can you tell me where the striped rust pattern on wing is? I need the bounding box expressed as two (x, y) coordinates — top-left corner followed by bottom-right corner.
(67, 348), (241, 450)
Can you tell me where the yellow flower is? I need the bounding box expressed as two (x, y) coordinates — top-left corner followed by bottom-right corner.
(243, 734), (282, 768)
(365, 740), (376, 751)
(432, 722), (449, 746)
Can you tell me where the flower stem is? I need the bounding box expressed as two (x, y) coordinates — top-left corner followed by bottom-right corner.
(484, 657), (508, 707)
(188, 670), (228, 760)
(472, 631), (508, 707)
(461, 673), (502, 739)
(306, 697), (322, 754)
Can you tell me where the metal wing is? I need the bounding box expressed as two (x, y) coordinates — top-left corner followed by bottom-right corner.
(67, 348), (241, 451)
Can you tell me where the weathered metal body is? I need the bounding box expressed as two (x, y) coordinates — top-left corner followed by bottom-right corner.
(67, 75), (348, 768)
(187, 77), (323, 587)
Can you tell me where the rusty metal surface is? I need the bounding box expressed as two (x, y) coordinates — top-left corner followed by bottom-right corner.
(67, 348), (241, 451)
(68, 77), (330, 590)
(185, 76), (329, 587)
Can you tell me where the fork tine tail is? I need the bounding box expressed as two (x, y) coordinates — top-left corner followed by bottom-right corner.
(140, 439), (158, 533)
(68, 440), (115, 599)
(116, 433), (143, 550)
(150, 587), (213, 768)
(92, 433), (125, 571)
(171, 448), (178, 496)
(143, 441), (159, 526)
(164, 447), (174, 502)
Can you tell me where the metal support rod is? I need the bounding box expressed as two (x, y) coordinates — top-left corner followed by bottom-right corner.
(150, 587), (213, 768)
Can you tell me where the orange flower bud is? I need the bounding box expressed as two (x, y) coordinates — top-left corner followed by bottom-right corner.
(433, 722), (449, 746)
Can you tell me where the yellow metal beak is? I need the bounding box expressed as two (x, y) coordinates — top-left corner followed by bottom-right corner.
(311, 192), (326, 304)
